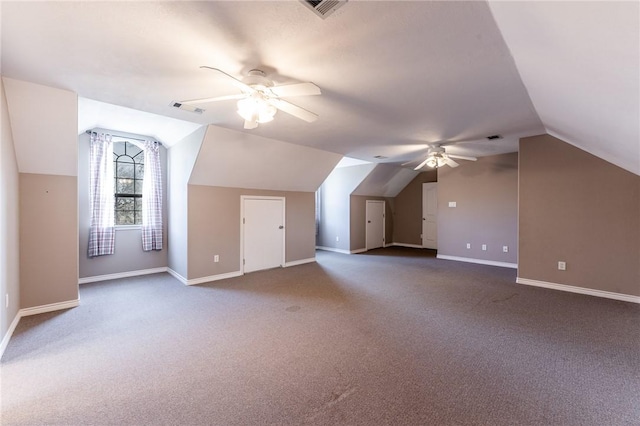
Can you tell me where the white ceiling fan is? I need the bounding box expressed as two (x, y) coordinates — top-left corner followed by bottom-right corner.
(172, 67), (321, 129)
(405, 142), (478, 170)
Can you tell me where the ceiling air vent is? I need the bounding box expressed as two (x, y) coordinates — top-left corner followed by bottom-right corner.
(171, 101), (204, 114)
(300, 0), (347, 19)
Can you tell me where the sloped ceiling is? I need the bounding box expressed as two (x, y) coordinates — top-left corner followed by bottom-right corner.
(352, 164), (419, 198)
(190, 125), (342, 192)
(1, 1), (637, 174)
(488, 1), (640, 175)
(78, 98), (202, 146)
(2, 77), (77, 176)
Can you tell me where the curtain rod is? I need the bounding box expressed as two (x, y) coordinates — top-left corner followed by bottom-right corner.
(85, 130), (162, 145)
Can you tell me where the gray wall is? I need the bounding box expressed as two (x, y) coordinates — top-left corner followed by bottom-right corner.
(392, 171), (437, 245)
(437, 153), (518, 264)
(167, 127), (204, 279)
(78, 132), (168, 278)
(317, 164), (376, 251)
(0, 79), (20, 340)
(519, 134), (640, 296)
(349, 195), (394, 251)
(188, 185), (316, 280)
(20, 173), (78, 308)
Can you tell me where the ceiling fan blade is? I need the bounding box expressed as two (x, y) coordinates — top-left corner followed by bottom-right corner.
(178, 94), (246, 105)
(444, 158), (460, 168)
(268, 98), (318, 123)
(270, 82), (321, 97)
(414, 158), (430, 171)
(448, 154), (477, 161)
(244, 119), (258, 130)
(200, 66), (255, 93)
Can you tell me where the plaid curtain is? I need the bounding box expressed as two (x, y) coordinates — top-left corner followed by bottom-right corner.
(141, 140), (163, 251)
(88, 133), (115, 257)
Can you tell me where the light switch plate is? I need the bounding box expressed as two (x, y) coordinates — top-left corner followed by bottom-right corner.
(448, 201), (457, 208)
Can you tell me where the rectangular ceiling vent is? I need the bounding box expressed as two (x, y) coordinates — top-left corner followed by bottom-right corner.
(171, 101), (204, 114)
(300, 0), (347, 19)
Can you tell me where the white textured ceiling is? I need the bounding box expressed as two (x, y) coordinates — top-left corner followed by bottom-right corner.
(1, 1), (637, 174)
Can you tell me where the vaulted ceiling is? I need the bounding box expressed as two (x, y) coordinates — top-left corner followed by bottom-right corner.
(1, 1), (637, 175)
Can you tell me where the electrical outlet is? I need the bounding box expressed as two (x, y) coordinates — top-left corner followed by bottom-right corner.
(466, 243), (471, 249)
(214, 255), (219, 263)
(336, 236), (339, 242)
(448, 201), (457, 208)
(482, 244), (487, 251)
(558, 261), (566, 271)
(503, 246), (508, 253)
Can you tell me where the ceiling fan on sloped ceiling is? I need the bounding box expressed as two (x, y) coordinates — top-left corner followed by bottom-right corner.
(172, 67), (321, 129)
(403, 141), (481, 170)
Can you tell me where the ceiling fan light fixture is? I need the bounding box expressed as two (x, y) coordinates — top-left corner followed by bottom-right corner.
(237, 95), (277, 124)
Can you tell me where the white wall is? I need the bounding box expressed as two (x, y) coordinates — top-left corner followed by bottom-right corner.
(167, 127), (205, 279)
(0, 78), (21, 347)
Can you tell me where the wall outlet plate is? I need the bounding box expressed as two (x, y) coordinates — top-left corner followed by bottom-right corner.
(558, 261), (566, 271)
(466, 243), (471, 249)
(482, 244), (487, 251)
(503, 246), (508, 253)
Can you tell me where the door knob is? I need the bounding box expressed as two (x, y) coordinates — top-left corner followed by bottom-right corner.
(279, 225), (284, 229)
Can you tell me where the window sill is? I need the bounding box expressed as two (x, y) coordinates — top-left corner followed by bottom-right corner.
(115, 225), (142, 231)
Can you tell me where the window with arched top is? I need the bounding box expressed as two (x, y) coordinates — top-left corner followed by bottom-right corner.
(113, 141), (144, 225)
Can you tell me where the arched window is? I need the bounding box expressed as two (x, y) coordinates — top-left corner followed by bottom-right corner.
(113, 141), (144, 225)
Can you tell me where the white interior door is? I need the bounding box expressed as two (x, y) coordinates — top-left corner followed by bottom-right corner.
(366, 200), (385, 250)
(242, 197), (285, 273)
(422, 183), (438, 249)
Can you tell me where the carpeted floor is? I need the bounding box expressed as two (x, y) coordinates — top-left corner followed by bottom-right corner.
(1, 247), (639, 425)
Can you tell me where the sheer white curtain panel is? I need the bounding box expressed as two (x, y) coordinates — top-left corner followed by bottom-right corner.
(88, 132), (115, 257)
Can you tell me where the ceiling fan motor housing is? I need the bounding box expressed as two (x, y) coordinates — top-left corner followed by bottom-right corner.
(242, 69), (274, 90)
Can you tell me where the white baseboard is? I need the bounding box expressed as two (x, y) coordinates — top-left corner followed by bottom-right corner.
(79, 267), (168, 284)
(167, 268), (187, 284)
(316, 246), (353, 255)
(186, 271), (243, 286)
(20, 299), (80, 317)
(1, 298), (80, 360)
(0, 313), (21, 360)
(389, 243), (425, 249)
(437, 254), (518, 269)
(284, 258), (316, 267)
(351, 248), (367, 254)
(516, 277), (640, 304)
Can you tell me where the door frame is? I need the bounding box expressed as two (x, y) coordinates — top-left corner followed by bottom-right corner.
(365, 200), (385, 251)
(240, 195), (286, 274)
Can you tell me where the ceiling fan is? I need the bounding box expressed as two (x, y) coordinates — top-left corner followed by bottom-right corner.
(405, 143), (478, 170)
(172, 67), (321, 129)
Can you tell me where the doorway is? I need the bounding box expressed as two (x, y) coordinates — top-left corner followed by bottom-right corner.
(241, 196), (285, 273)
(422, 183), (437, 249)
(365, 200), (385, 250)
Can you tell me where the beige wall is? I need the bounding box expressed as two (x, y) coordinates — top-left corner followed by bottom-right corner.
(437, 153), (518, 264)
(1, 78), (20, 340)
(392, 171), (437, 245)
(349, 195), (394, 251)
(78, 132), (168, 278)
(188, 185), (315, 280)
(519, 134), (640, 296)
(20, 174), (78, 308)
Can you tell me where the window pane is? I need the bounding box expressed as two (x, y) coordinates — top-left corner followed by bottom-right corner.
(135, 198), (143, 211)
(117, 210), (135, 225)
(116, 197), (134, 210)
(134, 179), (144, 194)
(113, 142), (126, 156)
(117, 162), (135, 178)
(116, 178), (135, 194)
(136, 163), (144, 179)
